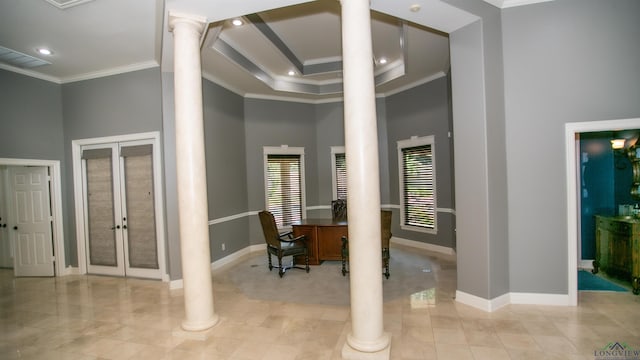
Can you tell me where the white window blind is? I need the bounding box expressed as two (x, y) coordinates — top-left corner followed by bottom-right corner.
(335, 152), (347, 200)
(266, 154), (303, 227)
(399, 136), (437, 232)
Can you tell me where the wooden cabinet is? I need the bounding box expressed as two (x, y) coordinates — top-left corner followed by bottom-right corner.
(594, 215), (640, 294)
(292, 219), (348, 265)
(317, 226), (347, 260)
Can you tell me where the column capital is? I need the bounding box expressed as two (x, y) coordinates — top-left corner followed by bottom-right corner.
(168, 11), (208, 34)
(338, 0), (372, 6)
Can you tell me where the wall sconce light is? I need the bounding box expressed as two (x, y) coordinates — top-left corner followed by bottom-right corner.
(611, 138), (626, 150)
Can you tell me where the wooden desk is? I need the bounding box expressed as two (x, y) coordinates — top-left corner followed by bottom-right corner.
(292, 219), (347, 265)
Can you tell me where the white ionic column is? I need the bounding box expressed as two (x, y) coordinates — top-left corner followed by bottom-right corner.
(169, 12), (219, 332)
(340, 0), (390, 359)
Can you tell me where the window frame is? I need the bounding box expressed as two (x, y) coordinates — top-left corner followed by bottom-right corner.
(397, 135), (437, 234)
(263, 146), (306, 229)
(330, 146), (346, 200)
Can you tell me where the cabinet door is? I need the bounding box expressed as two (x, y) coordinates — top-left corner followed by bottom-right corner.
(595, 217), (607, 272)
(318, 226), (347, 261)
(610, 229), (632, 276)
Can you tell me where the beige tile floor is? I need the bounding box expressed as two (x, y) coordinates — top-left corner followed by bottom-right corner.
(1, 247), (639, 360)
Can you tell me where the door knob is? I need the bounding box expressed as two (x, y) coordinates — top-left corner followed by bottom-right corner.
(110, 225), (121, 230)
(13, 226), (18, 230)
(122, 225), (127, 229)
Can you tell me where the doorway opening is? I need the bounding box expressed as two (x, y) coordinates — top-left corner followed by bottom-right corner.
(0, 158), (65, 277)
(72, 132), (167, 280)
(565, 117), (640, 305)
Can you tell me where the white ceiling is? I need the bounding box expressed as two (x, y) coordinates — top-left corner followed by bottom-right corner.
(0, 0), (542, 103)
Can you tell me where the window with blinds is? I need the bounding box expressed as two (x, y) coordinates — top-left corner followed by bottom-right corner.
(265, 152), (304, 227)
(398, 136), (437, 232)
(335, 152), (347, 200)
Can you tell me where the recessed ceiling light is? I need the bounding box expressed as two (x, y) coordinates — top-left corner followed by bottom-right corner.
(379, 58), (388, 65)
(288, 70), (296, 76)
(409, 4), (421, 12)
(36, 48), (53, 56)
(232, 19), (243, 26)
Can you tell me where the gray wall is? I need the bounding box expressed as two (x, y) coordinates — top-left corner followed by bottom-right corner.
(314, 98), (391, 215)
(385, 76), (456, 249)
(502, 0), (640, 294)
(244, 99), (318, 244)
(62, 67), (163, 266)
(0, 69), (68, 263)
(161, 72), (180, 279)
(202, 79), (248, 260)
(452, 0), (510, 300)
(315, 101), (346, 212)
(0, 70), (65, 160)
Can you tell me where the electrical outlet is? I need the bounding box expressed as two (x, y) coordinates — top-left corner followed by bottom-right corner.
(221, 243), (226, 251)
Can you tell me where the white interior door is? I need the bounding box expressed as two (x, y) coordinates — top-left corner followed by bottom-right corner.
(9, 166), (54, 277)
(0, 166), (13, 268)
(81, 140), (161, 279)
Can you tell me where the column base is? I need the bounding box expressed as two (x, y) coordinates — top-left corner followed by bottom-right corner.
(173, 314), (220, 341)
(341, 334), (391, 360)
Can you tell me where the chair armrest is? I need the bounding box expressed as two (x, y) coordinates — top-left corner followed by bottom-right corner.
(278, 231), (293, 239)
(280, 234), (306, 243)
(341, 236), (348, 248)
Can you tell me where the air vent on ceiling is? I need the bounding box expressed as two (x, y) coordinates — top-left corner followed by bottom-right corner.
(43, 0), (95, 10)
(0, 46), (51, 68)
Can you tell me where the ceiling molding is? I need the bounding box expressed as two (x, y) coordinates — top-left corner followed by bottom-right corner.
(60, 61), (159, 84)
(379, 71), (446, 98)
(43, 0), (95, 10)
(0, 63), (61, 84)
(208, 14), (409, 97)
(483, 0), (554, 9)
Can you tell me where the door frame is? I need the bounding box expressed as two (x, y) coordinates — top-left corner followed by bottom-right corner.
(72, 131), (168, 280)
(0, 158), (65, 276)
(565, 117), (640, 306)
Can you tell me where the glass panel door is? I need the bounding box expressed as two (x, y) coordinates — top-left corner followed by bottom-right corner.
(81, 140), (161, 279)
(120, 143), (159, 278)
(82, 144), (124, 276)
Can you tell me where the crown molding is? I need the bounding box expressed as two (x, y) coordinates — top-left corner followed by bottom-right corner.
(484, 0), (553, 9)
(60, 61), (159, 84)
(0, 63), (61, 84)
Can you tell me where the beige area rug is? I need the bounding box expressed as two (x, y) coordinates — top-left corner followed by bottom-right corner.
(227, 246), (437, 306)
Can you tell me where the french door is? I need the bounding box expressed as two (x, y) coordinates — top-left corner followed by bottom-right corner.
(81, 139), (161, 279)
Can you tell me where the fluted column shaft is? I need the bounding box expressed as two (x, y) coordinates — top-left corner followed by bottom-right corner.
(340, 0), (390, 357)
(169, 12), (219, 332)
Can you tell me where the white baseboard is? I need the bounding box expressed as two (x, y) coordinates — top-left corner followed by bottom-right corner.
(61, 266), (81, 276)
(455, 290), (571, 312)
(579, 259), (594, 270)
(391, 237), (456, 256)
(455, 290), (510, 312)
(169, 244), (266, 290)
(169, 279), (183, 290)
(211, 244), (266, 272)
(510, 292), (570, 306)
